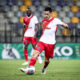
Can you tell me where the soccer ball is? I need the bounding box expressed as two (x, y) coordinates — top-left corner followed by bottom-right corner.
(26, 66), (36, 75)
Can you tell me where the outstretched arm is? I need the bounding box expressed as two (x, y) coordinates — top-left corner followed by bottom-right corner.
(62, 23), (69, 28)
(54, 18), (69, 29)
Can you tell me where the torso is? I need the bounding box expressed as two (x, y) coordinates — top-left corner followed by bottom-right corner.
(23, 15), (38, 37)
(40, 17), (58, 44)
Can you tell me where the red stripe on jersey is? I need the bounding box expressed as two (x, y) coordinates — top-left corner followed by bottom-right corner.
(23, 15), (34, 32)
(42, 18), (54, 32)
(41, 17), (54, 38)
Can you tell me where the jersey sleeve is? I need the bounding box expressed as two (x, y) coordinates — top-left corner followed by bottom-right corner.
(34, 16), (39, 24)
(54, 18), (65, 25)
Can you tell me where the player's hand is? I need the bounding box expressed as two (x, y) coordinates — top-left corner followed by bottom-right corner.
(62, 24), (68, 28)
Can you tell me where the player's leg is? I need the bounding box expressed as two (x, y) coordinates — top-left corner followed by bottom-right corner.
(22, 37), (30, 65)
(32, 43), (42, 64)
(42, 57), (50, 74)
(19, 50), (40, 73)
(29, 50), (40, 66)
(42, 44), (55, 74)
(24, 43), (29, 61)
(31, 37), (42, 64)
(22, 43), (29, 65)
(29, 41), (44, 66)
(20, 41), (44, 73)
(31, 37), (37, 56)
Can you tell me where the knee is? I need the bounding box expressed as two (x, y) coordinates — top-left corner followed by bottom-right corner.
(24, 43), (28, 49)
(32, 50), (40, 58)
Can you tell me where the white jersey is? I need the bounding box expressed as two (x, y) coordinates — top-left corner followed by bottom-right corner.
(39, 18), (64, 44)
(24, 15), (38, 37)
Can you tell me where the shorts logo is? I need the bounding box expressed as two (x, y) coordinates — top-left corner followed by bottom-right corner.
(36, 46), (41, 50)
(24, 39), (28, 42)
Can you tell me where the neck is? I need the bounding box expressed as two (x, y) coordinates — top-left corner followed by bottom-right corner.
(27, 14), (32, 17)
(47, 16), (52, 20)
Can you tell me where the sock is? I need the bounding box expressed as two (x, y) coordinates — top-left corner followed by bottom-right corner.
(29, 57), (37, 66)
(43, 61), (50, 69)
(24, 49), (28, 61)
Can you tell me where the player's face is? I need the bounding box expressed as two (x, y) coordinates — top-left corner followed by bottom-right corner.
(26, 10), (32, 17)
(44, 11), (51, 20)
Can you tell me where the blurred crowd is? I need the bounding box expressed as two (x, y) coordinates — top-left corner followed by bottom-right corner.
(0, 0), (80, 43)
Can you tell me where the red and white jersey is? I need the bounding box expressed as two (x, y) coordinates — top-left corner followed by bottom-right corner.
(39, 18), (64, 44)
(24, 15), (38, 37)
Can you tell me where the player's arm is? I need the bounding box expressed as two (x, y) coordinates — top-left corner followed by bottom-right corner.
(62, 23), (68, 28)
(34, 23), (39, 38)
(34, 16), (39, 38)
(22, 17), (26, 41)
(55, 18), (69, 28)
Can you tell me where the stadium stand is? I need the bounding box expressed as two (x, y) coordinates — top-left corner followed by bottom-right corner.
(0, 0), (80, 43)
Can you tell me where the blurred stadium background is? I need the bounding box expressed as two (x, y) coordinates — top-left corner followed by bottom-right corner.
(0, 0), (80, 80)
(0, 0), (80, 59)
(0, 0), (80, 43)
(0, 0), (80, 60)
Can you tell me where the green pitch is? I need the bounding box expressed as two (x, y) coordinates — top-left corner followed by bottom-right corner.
(0, 60), (80, 80)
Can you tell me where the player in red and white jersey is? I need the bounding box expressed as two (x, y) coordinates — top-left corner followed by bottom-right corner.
(22, 7), (42, 65)
(20, 7), (68, 74)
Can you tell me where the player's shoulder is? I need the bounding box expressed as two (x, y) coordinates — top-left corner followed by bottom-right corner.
(53, 18), (61, 21)
(42, 17), (55, 22)
(24, 15), (28, 18)
(42, 18), (47, 22)
(33, 15), (38, 19)
(23, 16), (27, 20)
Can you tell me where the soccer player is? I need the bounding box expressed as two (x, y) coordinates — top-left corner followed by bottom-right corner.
(20, 7), (68, 74)
(22, 7), (42, 65)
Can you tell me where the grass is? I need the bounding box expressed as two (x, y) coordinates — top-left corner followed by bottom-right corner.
(0, 60), (80, 80)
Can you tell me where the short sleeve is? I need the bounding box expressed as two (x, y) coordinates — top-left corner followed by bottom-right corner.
(54, 18), (65, 25)
(34, 16), (39, 24)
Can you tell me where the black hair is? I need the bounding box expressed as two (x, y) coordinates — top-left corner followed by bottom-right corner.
(27, 7), (31, 10)
(44, 7), (52, 12)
